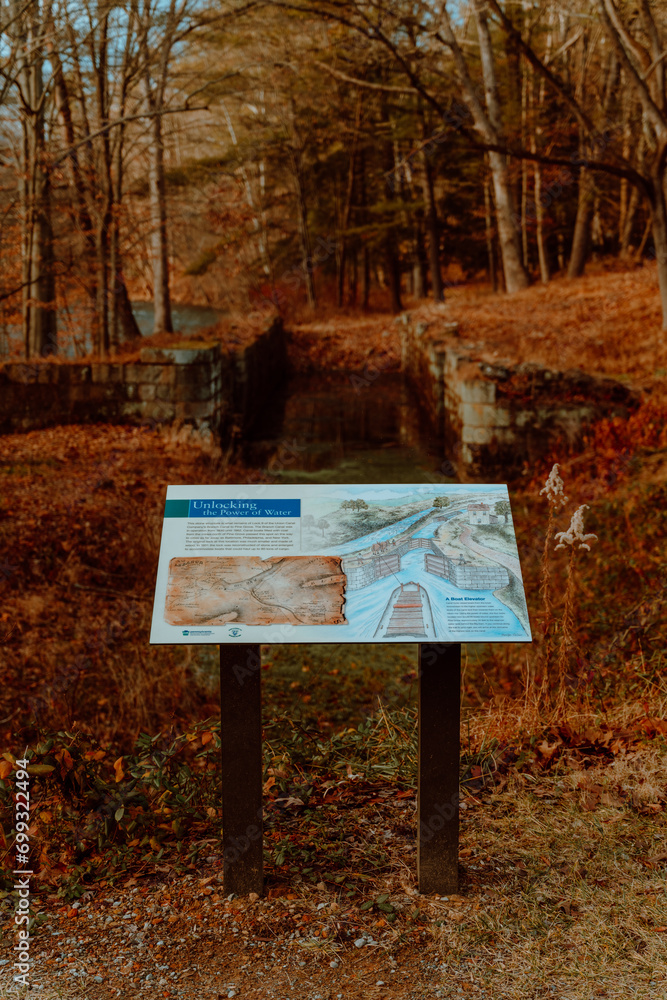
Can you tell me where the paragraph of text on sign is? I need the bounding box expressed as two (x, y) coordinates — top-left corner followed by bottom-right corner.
(185, 519), (299, 553)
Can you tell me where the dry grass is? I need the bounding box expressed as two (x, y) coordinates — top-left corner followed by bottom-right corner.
(433, 761), (667, 999)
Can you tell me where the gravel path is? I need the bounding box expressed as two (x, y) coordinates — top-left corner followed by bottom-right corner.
(0, 866), (465, 999)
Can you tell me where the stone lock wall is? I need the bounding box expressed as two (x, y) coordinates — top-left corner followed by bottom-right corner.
(401, 316), (640, 480)
(0, 317), (286, 438)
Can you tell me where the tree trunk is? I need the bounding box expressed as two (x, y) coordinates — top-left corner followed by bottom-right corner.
(474, 2), (529, 292)
(141, 0), (175, 334)
(650, 179), (667, 330)
(413, 222), (428, 299)
(488, 150), (528, 292)
(386, 237), (402, 313)
(26, 152), (57, 358)
(337, 99), (359, 308)
(19, 8), (57, 359)
(349, 248), (358, 306)
(620, 185), (640, 258)
(421, 150), (444, 301)
(336, 244), (346, 307)
(51, 38), (97, 316)
(528, 37), (550, 283)
(520, 60), (529, 270)
(362, 246), (370, 309)
(534, 161), (550, 284)
(503, 2), (523, 222)
(95, 226), (110, 357)
(93, 6), (113, 356)
(111, 1), (141, 347)
(357, 147), (371, 309)
(484, 177), (497, 292)
(568, 167), (595, 278)
(380, 101), (403, 312)
(293, 158), (316, 308)
(412, 219), (426, 299)
(147, 111), (173, 331)
(634, 215), (652, 262)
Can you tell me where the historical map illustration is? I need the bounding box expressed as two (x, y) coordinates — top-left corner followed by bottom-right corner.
(300, 485), (530, 642)
(151, 484), (531, 644)
(164, 556), (346, 626)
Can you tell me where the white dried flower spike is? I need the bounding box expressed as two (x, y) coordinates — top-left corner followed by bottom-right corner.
(540, 463), (568, 506)
(554, 504), (598, 551)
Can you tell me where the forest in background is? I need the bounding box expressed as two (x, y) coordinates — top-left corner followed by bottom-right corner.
(3, 0), (667, 360)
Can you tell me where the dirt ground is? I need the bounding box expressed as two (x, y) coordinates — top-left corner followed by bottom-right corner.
(2, 753), (666, 1000)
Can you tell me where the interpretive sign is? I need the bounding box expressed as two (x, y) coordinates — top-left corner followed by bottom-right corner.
(150, 483), (531, 897)
(150, 484), (531, 645)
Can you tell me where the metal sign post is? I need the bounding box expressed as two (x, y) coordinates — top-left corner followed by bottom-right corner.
(417, 643), (461, 894)
(220, 644), (263, 896)
(220, 642), (461, 897)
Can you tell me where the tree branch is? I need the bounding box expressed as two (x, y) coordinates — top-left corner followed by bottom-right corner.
(313, 60), (417, 93)
(596, 0), (666, 136)
(52, 102), (210, 165)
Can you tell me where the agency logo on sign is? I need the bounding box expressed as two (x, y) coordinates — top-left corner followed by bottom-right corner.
(182, 630), (189, 636)
(228, 627), (242, 637)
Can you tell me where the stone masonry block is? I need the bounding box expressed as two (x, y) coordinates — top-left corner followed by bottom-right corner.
(458, 380), (496, 405)
(461, 425), (494, 445)
(459, 402), (510, 429)
(72, 366), (87, 383)
(175, 400), (215, 420)
(173, 363), (211, 388)
(120, 402), (144, 418)
(489, 428), (516, 445)
(138, 384), (156, 402)
(142, 401), (175, 423)
(140, 344), (220, 366)
(134, 364), (165, 384)
(123, 364), (149, 383)
(5, 364), (38, 384)
(175, 381), (213, 403)
(69, 385), (95, 403)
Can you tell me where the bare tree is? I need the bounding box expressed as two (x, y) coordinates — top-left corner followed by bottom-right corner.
(440, 0), (529, 292)
(487, 0), (667, 328)
(9, 0), (57, 357)
(138, 0), (196, 334)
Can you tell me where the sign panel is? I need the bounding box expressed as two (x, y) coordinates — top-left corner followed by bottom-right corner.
(150, 484), (532, 644)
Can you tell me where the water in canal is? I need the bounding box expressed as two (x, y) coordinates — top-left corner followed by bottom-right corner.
(131, 302), (226, 338)
(244, 371), (453, 485)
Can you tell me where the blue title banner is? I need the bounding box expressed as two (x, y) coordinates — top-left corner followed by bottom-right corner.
(188, 499), (301, 518)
